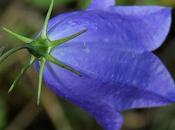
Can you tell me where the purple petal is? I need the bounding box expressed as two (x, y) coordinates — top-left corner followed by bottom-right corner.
(107, 6), (172, 51)
(91, 106), (123, 130)
(42, 42), (175, 129)
(88, 0), (116, 10)
(47, 6), (171, 52)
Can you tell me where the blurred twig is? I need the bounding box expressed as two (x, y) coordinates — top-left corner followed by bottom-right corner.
(5, 102), (41, 130)
(0, 46), (5, 56)
(42, 88), (73, 130)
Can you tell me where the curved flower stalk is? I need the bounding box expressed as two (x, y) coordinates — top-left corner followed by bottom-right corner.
(0, 0), (175, 130)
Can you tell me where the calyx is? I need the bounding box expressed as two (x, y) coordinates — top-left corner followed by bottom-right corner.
(0, 0), (87, 105)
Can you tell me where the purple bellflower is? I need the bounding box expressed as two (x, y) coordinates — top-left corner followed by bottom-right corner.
(0, 0), (175, 130)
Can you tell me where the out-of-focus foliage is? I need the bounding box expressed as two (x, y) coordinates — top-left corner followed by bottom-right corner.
(117, 0), (135, 5)
(78, 0), (175, 9)
(150, 106), (175, 130)
(0, 98), (7, 130)
(25, 0), (73, 7)
(0, 47), (5, 56)
(78, 0), (91, 9)
(23, 0), (175, 10)
(136, 0), (175, 6)
(118, 0), (175, 6)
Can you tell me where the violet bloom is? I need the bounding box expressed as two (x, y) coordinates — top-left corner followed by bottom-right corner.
(0, 0), (175, 130)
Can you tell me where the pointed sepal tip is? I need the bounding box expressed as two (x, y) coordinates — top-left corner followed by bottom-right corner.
(2, 26), (33, 43)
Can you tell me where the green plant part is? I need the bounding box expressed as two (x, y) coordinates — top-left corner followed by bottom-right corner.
(0, 0), (87, 105)
(0, 47), (5, 56)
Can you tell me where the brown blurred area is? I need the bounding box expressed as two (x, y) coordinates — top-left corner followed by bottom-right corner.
(0, 0), (175, 130)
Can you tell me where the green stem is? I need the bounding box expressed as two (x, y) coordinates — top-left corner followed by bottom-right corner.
(0, 44), (30, 64)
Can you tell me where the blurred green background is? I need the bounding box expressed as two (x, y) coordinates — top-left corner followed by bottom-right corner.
(0, 0), (175, 130)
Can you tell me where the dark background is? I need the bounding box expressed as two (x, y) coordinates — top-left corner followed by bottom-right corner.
(0, 0), (175, 130)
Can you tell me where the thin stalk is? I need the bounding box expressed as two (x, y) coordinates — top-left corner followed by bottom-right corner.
(0, 44), (29, 64)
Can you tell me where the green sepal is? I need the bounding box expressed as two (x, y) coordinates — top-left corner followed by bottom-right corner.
(46, 54), (81, 76)
(50, 29), (87, 48)
(41, 0), (54, 38)
(37, 58), (46, 105)
(2, 27), (33, 43)
(8, 56), (36, 93)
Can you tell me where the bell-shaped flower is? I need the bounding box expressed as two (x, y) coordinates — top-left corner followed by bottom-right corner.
(0, 0), (174, 130)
